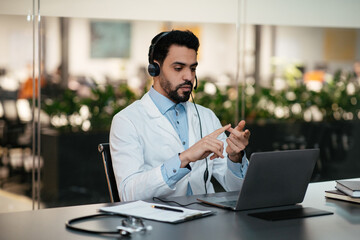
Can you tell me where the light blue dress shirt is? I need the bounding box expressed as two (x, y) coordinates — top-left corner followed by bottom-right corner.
(149, 87), (248, 195)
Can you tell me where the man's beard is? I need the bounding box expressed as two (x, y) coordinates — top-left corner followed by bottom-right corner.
(161, 78), (193, 103)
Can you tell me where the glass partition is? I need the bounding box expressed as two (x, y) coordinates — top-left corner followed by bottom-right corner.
(0, 12), (36, 212)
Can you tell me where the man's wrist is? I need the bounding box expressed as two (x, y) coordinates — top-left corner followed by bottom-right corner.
(228, 150), (245, 163)
(178, 152), (191, 168)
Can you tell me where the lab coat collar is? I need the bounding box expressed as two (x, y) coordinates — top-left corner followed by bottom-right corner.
(140, 92), (181, 144)
(140, 92), (201, 150)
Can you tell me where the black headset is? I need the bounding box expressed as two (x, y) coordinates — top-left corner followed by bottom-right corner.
(148, 31), (169, 77)
(147, 31), (198, 90)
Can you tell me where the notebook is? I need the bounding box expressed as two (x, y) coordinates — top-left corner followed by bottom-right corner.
(335, 180), (360, 197)
(197, 149), (319, 211)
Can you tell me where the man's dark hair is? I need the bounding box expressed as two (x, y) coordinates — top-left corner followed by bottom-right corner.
(148, 30), (200, 65)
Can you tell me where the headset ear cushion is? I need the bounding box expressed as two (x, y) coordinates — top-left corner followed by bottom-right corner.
(148, 63), (160, 77)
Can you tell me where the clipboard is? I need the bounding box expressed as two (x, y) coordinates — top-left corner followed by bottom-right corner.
(100, 200), (215, 223)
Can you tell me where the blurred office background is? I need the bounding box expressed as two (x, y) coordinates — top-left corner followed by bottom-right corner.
(1, 0), (360, 212)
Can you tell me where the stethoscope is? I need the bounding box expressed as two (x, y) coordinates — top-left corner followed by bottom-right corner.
(66, 213), (152, 237)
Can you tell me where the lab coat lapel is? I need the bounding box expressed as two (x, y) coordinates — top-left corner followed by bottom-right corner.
(186, 102), (201, 172)
(186, 102), (207, 194)
(141, 93), (182, 146)
(186, 102), (201, 147)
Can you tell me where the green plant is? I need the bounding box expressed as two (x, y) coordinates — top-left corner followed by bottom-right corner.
(80, 83), (137, 131)
(42, 83), (138, 132)
(42, 89), (82, 132)
(43, 69), (360, 133)
(194, 70), (360, 124)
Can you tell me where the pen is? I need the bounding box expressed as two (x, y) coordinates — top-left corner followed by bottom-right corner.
(151, 205), (184, 213)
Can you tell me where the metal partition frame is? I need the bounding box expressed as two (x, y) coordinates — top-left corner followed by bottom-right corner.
(31, 0), (41, 210)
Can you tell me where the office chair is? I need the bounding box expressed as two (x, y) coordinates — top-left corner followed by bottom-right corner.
(98, 143), (120, 202)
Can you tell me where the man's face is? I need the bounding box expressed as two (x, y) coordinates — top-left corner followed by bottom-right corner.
(354, 62), (360, 77)
(154, 45), (198, 103)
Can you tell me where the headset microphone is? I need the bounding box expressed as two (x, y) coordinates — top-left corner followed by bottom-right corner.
(194, 75), (198, 90)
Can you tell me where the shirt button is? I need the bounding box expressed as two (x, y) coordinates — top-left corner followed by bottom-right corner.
(177, 121), (179, 124)
(176, 112), (178, 116)
(182, 141), (186, 145)
(173, 169), (177, 173)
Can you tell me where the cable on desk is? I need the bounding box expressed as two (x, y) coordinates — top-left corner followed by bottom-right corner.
(152, 197), (204, 207)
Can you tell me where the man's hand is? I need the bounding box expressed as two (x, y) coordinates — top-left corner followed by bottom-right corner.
(226, 120), (250, 163)
(179, 124), (231, 168)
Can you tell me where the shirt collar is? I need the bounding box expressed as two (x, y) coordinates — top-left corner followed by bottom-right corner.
(149, 87), (187, 114)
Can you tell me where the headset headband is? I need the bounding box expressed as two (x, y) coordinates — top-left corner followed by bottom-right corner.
(148, 31), (170, 64)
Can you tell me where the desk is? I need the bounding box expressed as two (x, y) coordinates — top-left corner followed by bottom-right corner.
(1, 180), (360, 240)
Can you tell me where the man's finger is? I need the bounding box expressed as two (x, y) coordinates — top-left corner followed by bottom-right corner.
(228, 127), (250, 142)
(227, 137), (246, 151)
(227, 127), (241, 138)
(209, 124), (231, 137)
(244, 129), (251, 139)
(207, 140), (225, 158)
(226, 138), (240, 152)
(235, 120), (246, 131)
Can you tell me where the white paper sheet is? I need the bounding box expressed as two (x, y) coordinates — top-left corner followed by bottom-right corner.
(100, 200), (214, 223)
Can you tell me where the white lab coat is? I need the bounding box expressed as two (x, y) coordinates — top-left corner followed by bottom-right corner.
(110, 92), (244, 201)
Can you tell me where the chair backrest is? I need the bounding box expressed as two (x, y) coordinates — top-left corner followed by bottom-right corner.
(98, 143), (120, 202)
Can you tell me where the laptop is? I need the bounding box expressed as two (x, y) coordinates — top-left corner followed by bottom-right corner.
(197, 149), (319, 211)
